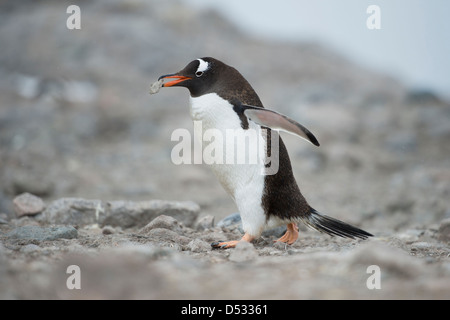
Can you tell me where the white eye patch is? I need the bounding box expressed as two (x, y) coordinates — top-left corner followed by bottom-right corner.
(196, 59), (209, 74)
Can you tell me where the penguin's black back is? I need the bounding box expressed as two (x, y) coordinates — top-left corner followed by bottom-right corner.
(262, 131), (310, 220)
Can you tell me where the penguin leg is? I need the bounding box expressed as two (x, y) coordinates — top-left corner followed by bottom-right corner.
(274, 223), (299, 245)
(211, 233), (255, 249)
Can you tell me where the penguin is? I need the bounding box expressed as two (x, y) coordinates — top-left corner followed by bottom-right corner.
(157, 57), (372, 248)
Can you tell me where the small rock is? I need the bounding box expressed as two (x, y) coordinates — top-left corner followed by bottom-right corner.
(13, 193), (46, 217)
(102, 226), (116, 235)
(187, 239), (210, 253)
(102, 200), (200, 229)
(40, 198), (104, 226)
(195, 215), (215, 231)
(139, 215), (182, 234)
(217, 212), (241, 228)
(229, 241), (258, 262)
(199, 230), (229, 243)
(21, 244), (42, 253)
(438, 218), (450, 242)
(142, 228), (192, 246)
(149, 79), (163, 94)
(7, 225), (78, 241)
(410, 242), (433, 251)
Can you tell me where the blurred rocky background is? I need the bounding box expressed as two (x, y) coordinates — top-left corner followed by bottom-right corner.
(0, 0), (449, 299)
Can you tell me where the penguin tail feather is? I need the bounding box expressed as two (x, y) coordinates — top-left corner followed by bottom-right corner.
(302, 208), (373, 240)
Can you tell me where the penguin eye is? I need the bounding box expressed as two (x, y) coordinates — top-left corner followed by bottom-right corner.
(195, 71), (203, 77)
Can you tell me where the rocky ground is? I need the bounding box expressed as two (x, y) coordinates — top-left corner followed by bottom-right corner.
(1, 0), (450, 299)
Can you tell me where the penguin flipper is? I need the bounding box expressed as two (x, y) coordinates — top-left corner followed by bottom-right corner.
(242, 105), (320, 147)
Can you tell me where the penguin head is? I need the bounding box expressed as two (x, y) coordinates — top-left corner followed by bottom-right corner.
(158, 57), (223, 97)
(159, 57), (263, 106)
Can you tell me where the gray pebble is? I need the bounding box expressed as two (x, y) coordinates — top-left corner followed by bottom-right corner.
(7, 225), (78, 241)
(438, 218), (450, 242)
(139, 215), (182, 233)
(149, 79), (163, 94)
(195, 215), (215, 231)
(21, 244), (42, 253)
(187, 239), (210, 253)
(13, 192), (46, 217)
(217, 212), (241, 228)
(410, 242), (433, 251)
(102, 226), (116, 235)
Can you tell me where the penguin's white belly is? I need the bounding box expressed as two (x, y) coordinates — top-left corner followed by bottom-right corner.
(189, 93), (267, 236)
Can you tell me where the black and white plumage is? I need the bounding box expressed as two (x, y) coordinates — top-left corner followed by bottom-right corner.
(158, 57), (372, 248)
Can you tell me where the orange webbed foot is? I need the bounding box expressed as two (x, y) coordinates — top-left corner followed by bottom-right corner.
(211, 233), (255, 249)
(274, 223), (299, 245)
(211, 240), (240, 249)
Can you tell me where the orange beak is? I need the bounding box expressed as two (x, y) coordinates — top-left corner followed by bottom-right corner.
(158, 74), (191, 87)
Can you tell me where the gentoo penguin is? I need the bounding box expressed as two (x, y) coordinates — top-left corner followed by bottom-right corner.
(157, 57), (372, 248)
